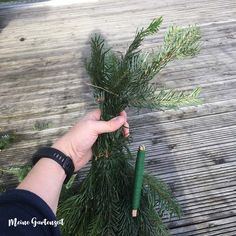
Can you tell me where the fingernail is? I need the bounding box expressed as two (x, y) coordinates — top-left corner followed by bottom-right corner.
(113, 116), (124, 123)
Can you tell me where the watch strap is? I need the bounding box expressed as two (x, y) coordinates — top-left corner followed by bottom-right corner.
(32, 147), (75, 184)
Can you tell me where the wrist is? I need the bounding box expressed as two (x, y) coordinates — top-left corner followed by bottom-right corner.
(32, 146), (75, 183)
(18, 157), (66, 214)
(52, 138), (90, 172)
(37, 158), (66, 182)
(52, 141), (76, 167)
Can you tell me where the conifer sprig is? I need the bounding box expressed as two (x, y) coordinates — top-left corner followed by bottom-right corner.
(124, 17), (163, 62)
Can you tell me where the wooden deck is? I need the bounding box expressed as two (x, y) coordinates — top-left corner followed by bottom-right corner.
(0, 0), (236, 235)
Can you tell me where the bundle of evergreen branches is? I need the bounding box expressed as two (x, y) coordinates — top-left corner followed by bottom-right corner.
(58, 17), (201, 235)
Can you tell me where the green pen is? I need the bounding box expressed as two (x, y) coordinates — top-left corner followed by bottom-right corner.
(132, 144), (146, 217)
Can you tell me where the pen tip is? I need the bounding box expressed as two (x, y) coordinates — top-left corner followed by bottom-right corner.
(132, 209), (138, 217)
(139, 145), (145, 151)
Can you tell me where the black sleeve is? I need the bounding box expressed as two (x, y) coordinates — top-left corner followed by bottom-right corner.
(0, 189), (61, 236)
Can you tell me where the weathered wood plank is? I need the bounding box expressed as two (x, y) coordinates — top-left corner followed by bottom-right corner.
(0, 0), (236, 234)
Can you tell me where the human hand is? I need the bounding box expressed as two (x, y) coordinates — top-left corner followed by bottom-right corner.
(52, 109), (129, 172)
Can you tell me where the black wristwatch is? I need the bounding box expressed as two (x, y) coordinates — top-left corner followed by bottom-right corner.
(32, 147), (75, 184)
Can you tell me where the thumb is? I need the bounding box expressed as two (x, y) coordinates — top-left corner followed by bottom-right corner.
(94, 116), (126, 134)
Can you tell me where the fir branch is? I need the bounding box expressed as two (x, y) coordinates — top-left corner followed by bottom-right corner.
(130, 88), (201, 109)
(139, 204), (170, 236)
(145, 25), (201, 76)
(86, 82), (119, 97)
(7, 166), (31, 182)
(0, 131), (15, 151)
(65, 174), (77, 190)
(124, 17), (163, 61)
(33, 120), (51, 131)
(143, 174), (182, 218)
(0, 185), (6, 193)
(0, 165), (31, 189)
(87, 215), (103, 236)
(86, 34), (112, 91)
